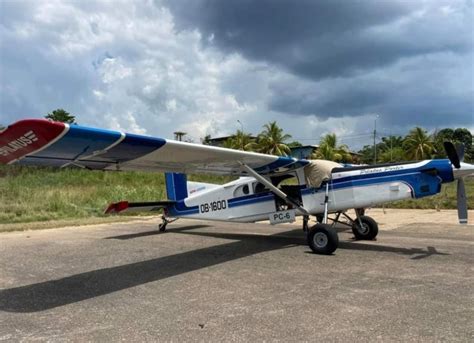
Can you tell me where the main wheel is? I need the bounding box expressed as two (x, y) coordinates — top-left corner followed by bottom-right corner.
(307, 224), (339, 255)
(352, 215), (378, 240)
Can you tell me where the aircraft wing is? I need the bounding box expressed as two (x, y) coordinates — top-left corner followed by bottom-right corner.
(0, 119), (308, 175)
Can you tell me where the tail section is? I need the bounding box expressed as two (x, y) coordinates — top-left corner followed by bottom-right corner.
(165, 172), (188, 201)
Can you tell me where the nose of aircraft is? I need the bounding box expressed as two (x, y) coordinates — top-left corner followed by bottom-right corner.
(453, 162), (474, 179)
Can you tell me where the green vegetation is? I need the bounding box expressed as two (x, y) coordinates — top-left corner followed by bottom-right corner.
(223, 129), (255, 151)
(224, 121), (291, 156)
(0, 165), (233, 225)
(45, 108), (76, 124)
(312, 133), (352, 162)
(222, 123), (471, 163)
(358, 126), (472, 164)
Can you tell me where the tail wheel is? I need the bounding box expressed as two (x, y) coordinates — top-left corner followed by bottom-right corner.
(307, 224), (339, 255)
(352, 215), (378, 240)
(158, 222), (167, 232)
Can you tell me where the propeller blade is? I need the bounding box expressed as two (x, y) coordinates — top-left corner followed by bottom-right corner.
(444, 141), (460, 168)
(455, 144), (465, 162)
(457, 179), (468, 225)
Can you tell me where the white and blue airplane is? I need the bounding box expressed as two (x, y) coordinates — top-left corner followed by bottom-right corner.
(1, 119), (472, 254)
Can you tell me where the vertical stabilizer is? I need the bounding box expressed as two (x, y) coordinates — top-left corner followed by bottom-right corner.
(165, 172), (188, 201)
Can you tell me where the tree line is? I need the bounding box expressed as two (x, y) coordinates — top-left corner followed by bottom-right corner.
(212, 122), (472, 164)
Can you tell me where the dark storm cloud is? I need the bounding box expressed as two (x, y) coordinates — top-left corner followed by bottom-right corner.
(166, 0), (473, 129)
(166, 0), (470, 79)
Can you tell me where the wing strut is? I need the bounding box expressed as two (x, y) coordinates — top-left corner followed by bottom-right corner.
(240, 163), (309, 215)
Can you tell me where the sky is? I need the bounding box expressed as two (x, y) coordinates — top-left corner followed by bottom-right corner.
(0, 0), (472, 148)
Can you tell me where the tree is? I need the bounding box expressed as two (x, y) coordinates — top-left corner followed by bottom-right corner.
(403, 127), (435, 160)
(432, 128), (455, 158)
(378, 147), (406, 163)
(45, 109), (76, 124)
(453, 128), (473, 162)
(312, 133), (352, 162)
(376, 135), (406, 163)
(201, 134), (212, 145)
(225, 130), (256, 151)
(256, 121), (292, 156)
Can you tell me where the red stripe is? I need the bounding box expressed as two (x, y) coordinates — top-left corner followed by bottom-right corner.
(104, 201), (129, 214)
(0, 119), (66, 164)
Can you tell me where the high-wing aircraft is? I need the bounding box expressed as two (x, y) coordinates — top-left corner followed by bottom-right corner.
(1, 119), (473, 254)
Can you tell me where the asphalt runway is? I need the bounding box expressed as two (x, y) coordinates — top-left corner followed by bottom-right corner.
(0, 217), (473, 341)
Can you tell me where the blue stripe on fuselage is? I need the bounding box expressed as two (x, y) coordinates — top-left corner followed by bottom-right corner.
(228, 192), (275, 207)
(301, 160), (451, 198)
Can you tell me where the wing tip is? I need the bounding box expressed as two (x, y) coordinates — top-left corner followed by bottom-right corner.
(0, 118), (67, 164)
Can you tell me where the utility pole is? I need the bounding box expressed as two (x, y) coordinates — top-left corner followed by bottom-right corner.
(390, 131), (393, 162)
(237, 120), (243, 132)
(373, 115), (379, 164)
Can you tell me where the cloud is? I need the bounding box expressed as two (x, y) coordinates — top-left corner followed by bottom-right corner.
(0, 0), (265, 141)
(0, 0), (472, 150)
(167, 0), (473, 132)
(167, 0), (472, 79)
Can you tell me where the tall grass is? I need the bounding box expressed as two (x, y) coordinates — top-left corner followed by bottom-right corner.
(0, 165), (233, 224)
(0, 165), (471, 224)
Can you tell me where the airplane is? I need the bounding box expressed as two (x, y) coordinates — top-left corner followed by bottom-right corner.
(1, 118), (473, 255)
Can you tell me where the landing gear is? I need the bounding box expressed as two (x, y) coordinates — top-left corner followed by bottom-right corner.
(306, 209), (379, 253)
(302, 215), (309, 232)
(352, 215), (378, 240)
(158, 215), (178, 232)
(307, 224), (339, 255)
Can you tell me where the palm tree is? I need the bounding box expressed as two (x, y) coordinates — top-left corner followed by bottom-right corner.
(312, 133), (352, 162)
(378, 147), (406, 163)
(45, 109), (76, 124)
(256, 121), (292, 156)
(224, 130), (256, 151)
(403, 127), (435, 160)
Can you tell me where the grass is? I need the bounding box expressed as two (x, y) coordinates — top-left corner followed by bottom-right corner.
(0, 165), (234, 226)
(0, 165), (472, 228)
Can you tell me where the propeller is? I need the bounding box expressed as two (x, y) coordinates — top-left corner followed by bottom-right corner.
(444, 141), (468, 224)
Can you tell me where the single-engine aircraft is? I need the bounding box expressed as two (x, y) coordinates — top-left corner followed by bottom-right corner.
(1, 119), (472, 254)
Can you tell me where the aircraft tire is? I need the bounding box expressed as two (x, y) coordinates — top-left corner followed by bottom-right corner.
(352, 215), (378, 240)
(307, 224), (339, 255)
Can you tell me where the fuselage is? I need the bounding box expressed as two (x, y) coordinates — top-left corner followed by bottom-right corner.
(166, 159), (468, 223)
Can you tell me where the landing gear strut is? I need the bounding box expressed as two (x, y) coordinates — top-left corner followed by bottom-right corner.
(158, 215), (178, 232)
(313, 210), (378, 241)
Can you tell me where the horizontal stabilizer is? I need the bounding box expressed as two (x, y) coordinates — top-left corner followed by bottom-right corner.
(105, 201), (174, 214)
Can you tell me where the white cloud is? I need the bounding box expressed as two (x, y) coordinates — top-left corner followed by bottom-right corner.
(0, 0), (471, 151)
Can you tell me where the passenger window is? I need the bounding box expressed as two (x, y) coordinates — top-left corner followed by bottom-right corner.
(234, 184), (250, 197)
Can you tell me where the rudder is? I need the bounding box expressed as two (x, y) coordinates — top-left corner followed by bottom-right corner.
(165, 173), (188, 201)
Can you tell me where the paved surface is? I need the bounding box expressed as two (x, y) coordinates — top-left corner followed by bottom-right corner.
(0, 215), (473, 341)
